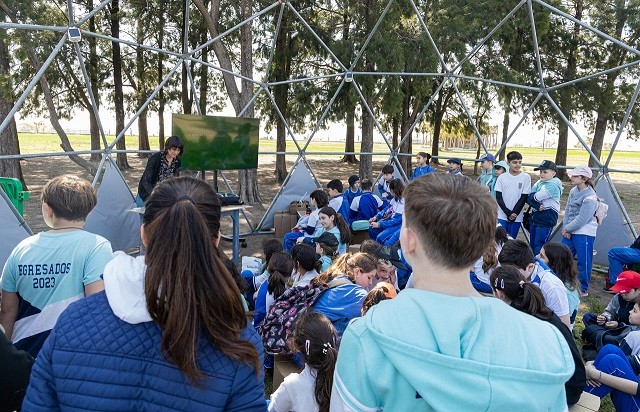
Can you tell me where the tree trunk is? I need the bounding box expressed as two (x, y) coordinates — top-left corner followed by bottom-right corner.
(500, 93), (511, 161)
(554, 0), (582, 180)
(236, 0), (260, 203)
(199, 44), (208, 114)
(110, 0), (130, 169)
(0, 23), (25, 186)
(136, 18), (150, 157)
(181, 0), (192, 114)
(157, 2), (166, 149)
(340, 103), (358, 163)
(88, 0), (101, 162)
(273, 18), (290, 183)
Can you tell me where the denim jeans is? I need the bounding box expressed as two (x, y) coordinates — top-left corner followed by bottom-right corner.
(585, 344), (640, 412)
(562, 234), (595, 293)
(608, 247), (640, 284)
(529, 224), (553, 255)
(498, 219), (521, 239)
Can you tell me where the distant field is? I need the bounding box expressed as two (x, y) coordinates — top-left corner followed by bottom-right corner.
(16, 133), (640, 181)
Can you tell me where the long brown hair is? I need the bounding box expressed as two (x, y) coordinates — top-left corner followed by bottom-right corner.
(542, 242), (580, 291)
(143, 177), (260, 382)
(313, 252), (376, 286)
(292, 311), (338, 412)
(318, 206), (351, 245)
(267, 251), (294, 299)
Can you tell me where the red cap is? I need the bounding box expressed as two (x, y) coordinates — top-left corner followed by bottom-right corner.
(610, 271), (640, 294)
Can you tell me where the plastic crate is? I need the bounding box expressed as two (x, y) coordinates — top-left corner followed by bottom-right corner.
(0, 177), (29, 216)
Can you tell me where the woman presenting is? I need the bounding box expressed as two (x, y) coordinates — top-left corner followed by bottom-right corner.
(136, 135), (183, 206)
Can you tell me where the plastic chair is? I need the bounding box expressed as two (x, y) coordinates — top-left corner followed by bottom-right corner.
(0, 177), (29, 216)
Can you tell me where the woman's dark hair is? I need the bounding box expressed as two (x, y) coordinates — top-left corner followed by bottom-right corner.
(313, 252), (376, 285)
(291, 311), (338, 412)
(490, 265), (553, 321)
(262, 238), (283, 265)
(291, 243), (322, 273)
(316, 241), (338, 259)
(417, 151), (431, 162)
(389, 178), (405, 199)
(318, 206), (351, 245)
(542, 242), (580, 291)
(142, 177), (260, 382)
(163, 135), (184, 155)
(310, 189), (329, 208)
(495, 225), (509, 245)
(267, 251), (294, 299)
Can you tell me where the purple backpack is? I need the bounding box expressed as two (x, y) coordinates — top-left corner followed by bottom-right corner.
(260, 277), (350, 355)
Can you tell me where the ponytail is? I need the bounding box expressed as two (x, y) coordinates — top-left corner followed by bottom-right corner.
(267, 252), (294, 299)
(490, 265), (553, 320)
(334, 214), (351, 245)
(291, 311), (338, 412)
(143, 177), (260, 382)
(482, 240), (499, 273)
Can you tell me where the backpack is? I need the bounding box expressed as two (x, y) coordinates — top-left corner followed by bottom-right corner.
(260, 277), (351, 355)
(585, 195), (608, 226)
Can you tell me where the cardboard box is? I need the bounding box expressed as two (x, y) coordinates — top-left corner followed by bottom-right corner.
(289, 200), (309, 215)
(274, 211), (299, 238)
(273, 354), (302, 392)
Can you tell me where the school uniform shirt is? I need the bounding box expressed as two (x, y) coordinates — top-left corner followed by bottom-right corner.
(329, 195), (351, 222)
(1, 230), (113, 357)
(268, 365), (318, 412)
(302, 208), (323, 238)
(292, 269), (319, 288)
(530, 263), (570, 319)
(314, 227), (346, 254)
(350, 192), (383, 222)
(319, 256), (332, 273)
(411, 165), (435, 180)
(494, 172), (532, 222)
(344, 188), (362, 207)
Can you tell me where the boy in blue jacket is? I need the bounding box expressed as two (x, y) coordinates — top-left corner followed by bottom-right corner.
(527, 160), (563, 254)
(331, 173), (573, 411)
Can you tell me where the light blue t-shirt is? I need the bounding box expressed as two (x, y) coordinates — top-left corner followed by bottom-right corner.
(1, 230), (113, 356)
(315, 226), (346, 254)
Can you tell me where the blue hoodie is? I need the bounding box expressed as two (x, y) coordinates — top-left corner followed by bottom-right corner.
(331, 289), (574, 411)
(312, 280), (367, 336)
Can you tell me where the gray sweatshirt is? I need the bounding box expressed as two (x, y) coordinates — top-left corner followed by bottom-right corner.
(562, 185), (598, 236)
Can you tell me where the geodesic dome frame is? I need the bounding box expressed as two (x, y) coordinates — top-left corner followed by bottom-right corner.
(1, 0), (639, 242)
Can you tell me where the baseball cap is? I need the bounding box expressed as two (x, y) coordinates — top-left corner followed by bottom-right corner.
(494, 160), (508, 171)
(348, 175), (360, 187)
(478, 153), (496, 163)
(315, 232), (339, 247)
(567, 166), (593, 179)
(610, 271), (640, 293)
(374, 245), (408, 270)
(534, 160), (557, 171)
(447, 157), (463, 166)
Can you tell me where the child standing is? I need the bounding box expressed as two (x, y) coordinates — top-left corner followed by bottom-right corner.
(344, 175), (362, 207)
(0, 175), (113, 358)
(447, 158), (463, 175)
(494, 151), (531, 239)
(476, 153), (496, 188)
(561, 165), (599, 296)
(527, 160), (563, 254)
(268, 311), (338, 412)
(411, 152), (434, 180)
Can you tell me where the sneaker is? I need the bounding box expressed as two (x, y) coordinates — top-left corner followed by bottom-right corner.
(603, 286), (616, 294)
(580, 291), (589, 298)
(604, 278), (616, 293)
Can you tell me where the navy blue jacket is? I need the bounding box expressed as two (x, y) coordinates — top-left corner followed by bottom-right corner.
(349, 192), (382, 222)
(23, 292), (266, 411)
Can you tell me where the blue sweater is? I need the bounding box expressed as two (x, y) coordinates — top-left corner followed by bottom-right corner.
(23, 292), (266, 411)
(349, 192), (383, 222)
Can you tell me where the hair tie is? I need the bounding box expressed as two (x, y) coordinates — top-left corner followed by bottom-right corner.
(494, 278), (505, 289)
(305, 339), (311, 356)
(177, 195), (195, 204)
(519, 280), (525, 288)
(322, 342), (332, 355)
